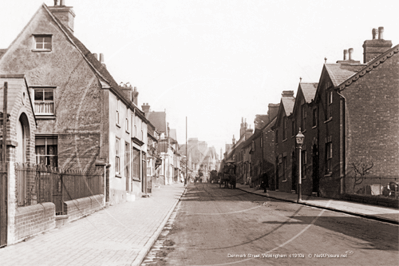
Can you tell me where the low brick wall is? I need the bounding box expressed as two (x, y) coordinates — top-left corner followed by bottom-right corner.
(14, 202), (55, 243)
(64, 194), (104, 222)
(343, 194), (399, 209)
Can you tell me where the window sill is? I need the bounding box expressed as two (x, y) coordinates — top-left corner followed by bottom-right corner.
(324, 117), (332, 124)
(302, 129), (307, 133)
(116, 123), (121, 128)
(35, 114), (56, 120)
(31, 49), (52, 52)
(282, 179), (288, 183)
(324, 173), (332, 177)
(282, 139), (287, 143)
(126, 130), (130, 134)
(115, 174), (122, 178)
(132, 178), (141, 182)
(312, 125), (317, 129)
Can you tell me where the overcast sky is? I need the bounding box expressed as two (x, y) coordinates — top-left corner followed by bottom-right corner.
(1, 0), (398, 157)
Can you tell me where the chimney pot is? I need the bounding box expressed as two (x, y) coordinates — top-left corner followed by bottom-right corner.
(54, 0), (59, 6)
(343, 49), (348, 60)
(363, 27), (392, 63)
(378, 27), (384, 40)
(99, 53), (104, 63)
(372, 28), (377, 39)
(60, 0), (66, 6)
(348, 48), (353, 60)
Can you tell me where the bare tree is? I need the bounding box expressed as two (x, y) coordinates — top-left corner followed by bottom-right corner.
(351, 159), (374, 192)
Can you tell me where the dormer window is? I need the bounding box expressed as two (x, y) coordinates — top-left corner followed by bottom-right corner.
(34, 35), (52, 51)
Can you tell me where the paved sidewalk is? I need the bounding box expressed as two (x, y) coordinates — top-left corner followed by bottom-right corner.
(0, 183), (186, 266)
(236, 183), (399, 224)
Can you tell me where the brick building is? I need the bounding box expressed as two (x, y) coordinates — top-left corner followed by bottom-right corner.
(0, 2), (150, 205)
(291, 82), (318, 196)
(272, 28), (398, 202)
(272, 91), (296, 193)
(143, 106), (180, 185)
(260, 104), (279, 190)
(0, 75), (38, 246)
(337, 29), (399, 199)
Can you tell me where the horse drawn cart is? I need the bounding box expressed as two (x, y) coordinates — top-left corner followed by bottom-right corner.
(219, 160), (237, 189)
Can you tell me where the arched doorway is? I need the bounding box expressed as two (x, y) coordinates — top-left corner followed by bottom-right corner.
(16, 114), (30, 163)
(16, 114), (30, 207)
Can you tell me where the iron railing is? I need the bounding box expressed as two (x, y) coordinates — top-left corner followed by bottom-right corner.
(16, 163), (103, 215)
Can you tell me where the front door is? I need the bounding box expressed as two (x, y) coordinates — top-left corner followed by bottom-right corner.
(312, 144), (319, 193)
(291, 151), (297, 192)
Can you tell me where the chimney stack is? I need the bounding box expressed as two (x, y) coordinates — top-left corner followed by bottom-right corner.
(93, 53), (98, 60)
(142, 103), (150, 116)
(49, 0), (75, 33)
(268, 103), (280, 119)
(363, 27), (392, 63)
(343, 49), (348, 60)
(99, 53), (106, 68)
(133, 87), (139, 105)
(282, 90), (294, 97)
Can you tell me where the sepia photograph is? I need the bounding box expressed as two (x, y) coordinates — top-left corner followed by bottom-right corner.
(0, 0), (398, 265)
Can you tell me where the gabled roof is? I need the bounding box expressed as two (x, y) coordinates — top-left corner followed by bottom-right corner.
(324, 63), (364, 87)
(338, 44), (399, 91)
(281, 96), (295, 116)
(300, 83), (318, 103)
(147, 111), (166, 133)
(272, 95), (294, 130)
(37, 4), (147, 122)
(0, 49), (7, 60)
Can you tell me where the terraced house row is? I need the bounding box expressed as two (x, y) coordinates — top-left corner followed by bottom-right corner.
(0, 1), (182, 247)
(224, 27), (399, 208)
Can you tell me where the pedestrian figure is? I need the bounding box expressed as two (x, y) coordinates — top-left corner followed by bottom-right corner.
(262, 173), (268, 193)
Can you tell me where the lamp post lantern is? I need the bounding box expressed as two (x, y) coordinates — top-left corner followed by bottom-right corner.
(296, 128), (305, 203)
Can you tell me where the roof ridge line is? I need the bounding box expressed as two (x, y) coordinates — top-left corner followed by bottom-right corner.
(339, 45), (399, 91)
(42, 4), (111, 87)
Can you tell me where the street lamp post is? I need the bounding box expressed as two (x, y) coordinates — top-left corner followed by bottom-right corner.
(296, 128), (305, 203)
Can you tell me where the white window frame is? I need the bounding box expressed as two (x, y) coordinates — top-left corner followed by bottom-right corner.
(115, 137), (121, 176)
(116, 100), (120, 126)
(34, 88), (55, 115)
(33, 35), (52, 51)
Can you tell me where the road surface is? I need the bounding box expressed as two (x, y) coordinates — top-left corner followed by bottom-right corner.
(142, 183), (399, 265)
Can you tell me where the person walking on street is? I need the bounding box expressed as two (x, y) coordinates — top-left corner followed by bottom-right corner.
(262, 173), (268, 193)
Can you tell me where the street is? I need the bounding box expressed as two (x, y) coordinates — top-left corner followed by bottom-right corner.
(143, 183), (399, 266)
